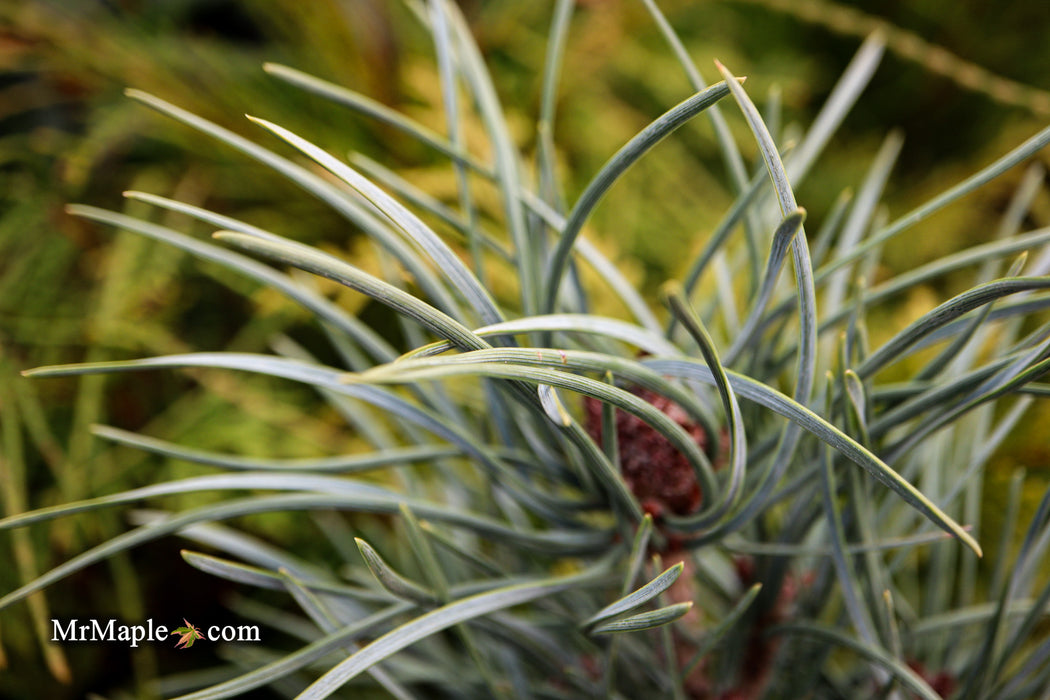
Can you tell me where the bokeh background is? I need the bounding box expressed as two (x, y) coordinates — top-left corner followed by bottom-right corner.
(1, 0), (1048, 697)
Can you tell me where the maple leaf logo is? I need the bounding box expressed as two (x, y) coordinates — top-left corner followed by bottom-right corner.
(171, 619), (203, 649)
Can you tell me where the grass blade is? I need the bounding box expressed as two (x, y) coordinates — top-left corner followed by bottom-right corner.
(67, 204), (396, 363)
(724, 209), (806, 363)
(542, 80), (732, 315)
(582, 562), (684, 630)
(92, 425), (459, 473)
(858, 277), (1050, 378)
(818, 121), (1050, 282)
(245, 114), (502, 326)
(356, 538), (438, 605)
(643, 357), (982, 555)
(591, 602), (693, 635)
(214, 231), (487, 352)
(773, 622), (942, 700)
(437, 0), (539, 314)
(124, 89), (457, 314)
(296, 568), (606, 699)
(664, 283), (748, 520)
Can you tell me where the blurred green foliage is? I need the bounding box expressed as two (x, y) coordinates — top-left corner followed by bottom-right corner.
(1, 0), (1048, 696)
